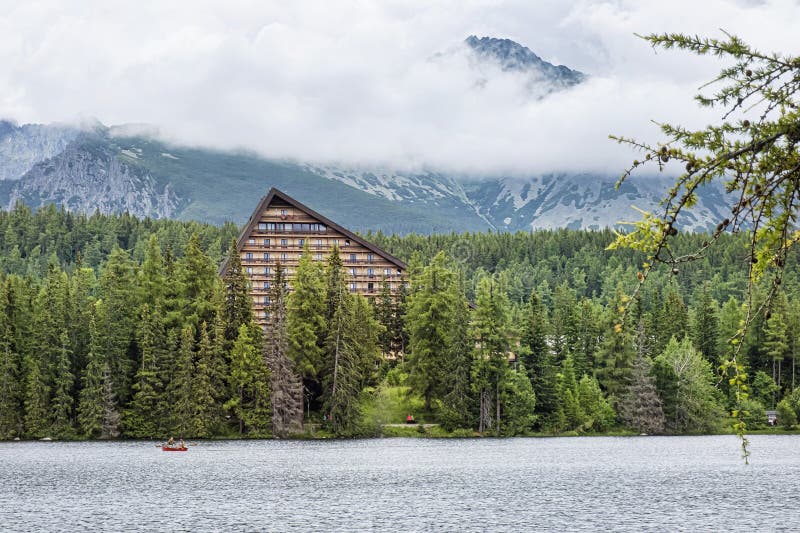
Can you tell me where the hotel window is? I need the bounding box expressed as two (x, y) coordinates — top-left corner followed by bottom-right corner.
(280, 209), (288, 216)
(264, 267), (271, 276)
(248, 238), (255, 245)
(350, 282), (357, 292)
(246, 267), (253, 275)
(264, 296), (270, 305)
(298, 239), (305, 248)
(266, 223), (276, 231)
(258, 222), (267, 231)
(263, 281), (270, 289)
(263, 238), (270, 247)
(264, 252), (270, 261)
(367, 282), (374, 292)
(244, 252), (253, 260)
(332, 239), (339, 246)
(281, 239), (288, 247)
(384, 268), (391, 277)
(349, 253), (356, 263)
(345, 239), (351, 247)
(315, 239), (323, 248)
(367, 253), (374, 263)
(350, 268), (357, 277)
(367, 268), (375, 278)
(281, 253), (288, 262)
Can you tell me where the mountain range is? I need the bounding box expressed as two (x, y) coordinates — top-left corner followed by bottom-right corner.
(0, 36), (729, 235)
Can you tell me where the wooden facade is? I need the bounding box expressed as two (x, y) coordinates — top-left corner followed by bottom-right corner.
(220, 188), (407, 327)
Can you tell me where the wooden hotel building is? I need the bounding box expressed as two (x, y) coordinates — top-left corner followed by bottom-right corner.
(221, 188), (407, 326)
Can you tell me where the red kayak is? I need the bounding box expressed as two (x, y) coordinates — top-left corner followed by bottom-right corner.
(162, 446), (188, 452)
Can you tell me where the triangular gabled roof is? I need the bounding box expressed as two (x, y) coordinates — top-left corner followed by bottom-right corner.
(219, 187), (407, 275)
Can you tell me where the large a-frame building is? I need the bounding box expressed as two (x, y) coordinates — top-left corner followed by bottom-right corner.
(221, 188), (407, 326)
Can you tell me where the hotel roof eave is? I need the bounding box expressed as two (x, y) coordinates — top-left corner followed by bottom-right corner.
(219, 187), (408, 275)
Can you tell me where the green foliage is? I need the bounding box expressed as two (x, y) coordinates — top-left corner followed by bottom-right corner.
(225, 324), (271, 436)
(287, 246), (326, 384)
(1, 204), (799, 441)
(654, 338), (725, 433)
(776, 398), (797, 429)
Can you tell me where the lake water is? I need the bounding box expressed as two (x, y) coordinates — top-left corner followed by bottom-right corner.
(1, 435), (798, 531)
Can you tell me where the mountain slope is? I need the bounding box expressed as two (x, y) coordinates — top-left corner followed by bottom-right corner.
(0, 36), (732, 235)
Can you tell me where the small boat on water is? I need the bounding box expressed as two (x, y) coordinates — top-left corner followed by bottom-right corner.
(162, 446), (188, 452)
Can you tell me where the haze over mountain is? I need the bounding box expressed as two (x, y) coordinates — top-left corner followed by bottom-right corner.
(0, 36), (730, 235)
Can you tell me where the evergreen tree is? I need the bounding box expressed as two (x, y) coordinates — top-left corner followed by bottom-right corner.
(168, 326), (196, 437)
(287, 246), (326, 409)
(0, 281), (22, 438)
(178, 233), (218, 329)
(49, 329), (75, 438)
(140, 234), (166, 309)
(100, 363), (121, 439)
(653, 337), (724, 433)
(226, 324), (271, 435)
(122, 304), (165, 438)
(655, 283), (688, 354)
(520, 288), (557, 427)
(619, 352), (665, 434)
(221, 238), (252, 351)
(97, 246), (139, 404)
(594, 287), (635, 403)
(192, 322), (220, 437)
(470, 275), (512, 435)
(405, 252), (462, 412)
(691, 282), (719, 362)
(77, 312), (105, 438)
(763, 300), (790, 390)
(22, 352), (49, 438)
(554, 356), (584, 432)
(500, 362), (537, 436)
(550, 282), (578, 363)
(264, 264), (303, 437)
(578, 374), (616, 431)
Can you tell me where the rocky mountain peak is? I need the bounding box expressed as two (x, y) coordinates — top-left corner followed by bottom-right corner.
(464, 35), (585, 87)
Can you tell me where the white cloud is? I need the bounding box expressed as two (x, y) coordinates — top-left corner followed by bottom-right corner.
(1, 0), (797, 175)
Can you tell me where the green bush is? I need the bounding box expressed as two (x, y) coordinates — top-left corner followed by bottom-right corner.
(776, 399), (797, 429)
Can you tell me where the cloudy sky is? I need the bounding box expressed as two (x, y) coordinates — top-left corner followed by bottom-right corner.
(1, 0), (798, 175)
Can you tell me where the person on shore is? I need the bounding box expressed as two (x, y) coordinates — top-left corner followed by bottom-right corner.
(406, 414), (415, 424)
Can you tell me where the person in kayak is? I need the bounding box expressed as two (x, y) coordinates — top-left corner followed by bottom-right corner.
(167, 436), (175, 447)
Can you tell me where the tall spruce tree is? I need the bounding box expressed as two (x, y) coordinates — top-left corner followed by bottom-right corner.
(192, 322), (219, 438)
(123, 304), (166, 438)
(0, 280), (22, 438)
(287, 245), (326, 410)
(97, 246), (139, 404)
(221, 238), (253, 352)
(168, 325), (196, 437)
(77, 311), (105, 438)
(470, 275), (512, 435)
(691, 282), (719, 363)
(264, 264), (303, 438)
(226, 324), (271, 435)
(49, 329), (75, 438)
(405, 252), (462, 412)
(619, 351), (665, 434)
(178, 233), (218, 329)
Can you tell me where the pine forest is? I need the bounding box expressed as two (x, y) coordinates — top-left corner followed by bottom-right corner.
(1, 202), (800, 440)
